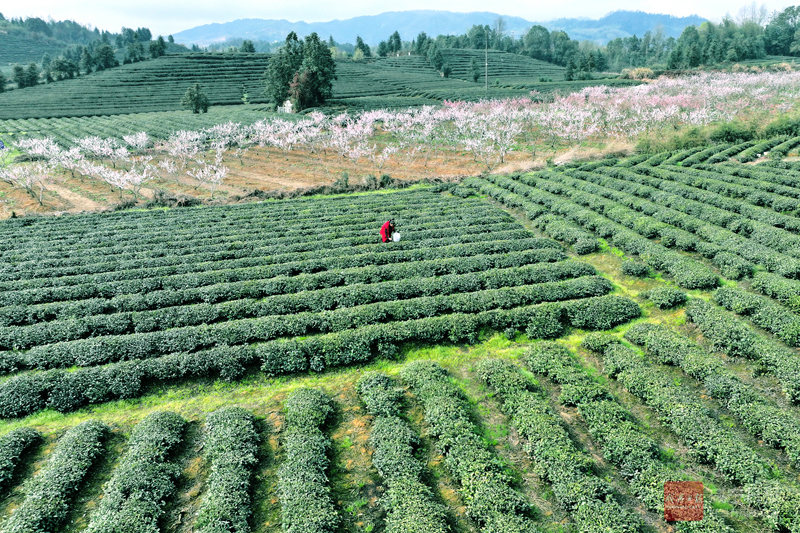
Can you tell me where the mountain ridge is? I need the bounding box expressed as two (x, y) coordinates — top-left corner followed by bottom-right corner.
(172, 9), (707, 47)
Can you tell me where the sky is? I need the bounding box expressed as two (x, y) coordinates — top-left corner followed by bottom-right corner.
(1, 0), (793, 38)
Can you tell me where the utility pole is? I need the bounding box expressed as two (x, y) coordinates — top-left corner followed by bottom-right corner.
(485, 29), (488, 90)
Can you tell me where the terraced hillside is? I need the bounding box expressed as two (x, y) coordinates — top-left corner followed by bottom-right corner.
(0, 53), (274, 119)
(4, 145), (800, 532)
(0, 32), (67, 67)
(0, 51), (637, 119)
(439, 49), (566, 83)
(328, 53), (638, 110)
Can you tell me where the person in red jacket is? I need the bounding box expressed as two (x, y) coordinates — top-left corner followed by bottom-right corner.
(380, 219), (395, 242)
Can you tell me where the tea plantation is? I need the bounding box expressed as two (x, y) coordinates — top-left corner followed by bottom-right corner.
(0, 51), (639, 119)
(3, 145), (800, 533)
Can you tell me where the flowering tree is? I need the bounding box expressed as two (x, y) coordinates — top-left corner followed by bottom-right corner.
(123, 132), (150, 153)
(188, 151), (228, 198)
(6, 70), (799, 209)
(0, 163), (58, 205)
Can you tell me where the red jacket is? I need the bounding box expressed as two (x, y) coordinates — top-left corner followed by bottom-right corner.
(380, 221), (392, 242)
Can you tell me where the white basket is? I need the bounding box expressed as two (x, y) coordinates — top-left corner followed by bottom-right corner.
(392, 232), (401, 242)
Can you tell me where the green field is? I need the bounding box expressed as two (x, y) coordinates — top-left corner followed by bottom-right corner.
(2, 142), (800, 532)
(0, 51), (640, 119)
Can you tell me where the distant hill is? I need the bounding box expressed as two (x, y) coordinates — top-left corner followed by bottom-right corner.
(173, 11), (536, 47)
(172, 10), (707, 47)
(546, 11), (708, 43)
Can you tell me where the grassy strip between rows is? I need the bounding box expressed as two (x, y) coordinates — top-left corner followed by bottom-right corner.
(523, 341), (731, 532)
(477, 357), (640, 532)
(357, 371), (450, 533)
(401, 360), (538, 532)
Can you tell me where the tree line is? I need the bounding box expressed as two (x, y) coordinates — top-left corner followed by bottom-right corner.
(1, 25), (179, 91)
(339, 5), (800, 78)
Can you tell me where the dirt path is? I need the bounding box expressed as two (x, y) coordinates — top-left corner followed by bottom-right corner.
(49, 185), (104, 212)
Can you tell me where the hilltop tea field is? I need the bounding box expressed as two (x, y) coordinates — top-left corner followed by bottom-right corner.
(3, 138), (800, 532)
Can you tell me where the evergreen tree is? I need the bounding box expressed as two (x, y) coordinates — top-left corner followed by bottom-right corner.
(25, 63), (40, 87)
(355, 36), (371, 58)
(426, 41), (444, 70)
(593, 50), (607, 71)
(240, 39), (256, 53)
(686, 43), (702, 67)
(470, 57), (480, 82)
(764, 6), (800, 55)
(524, 25), (551, 61)
(149, 35), (167, 58)
(564, 57), (575, 81)
(265, 32), (336, 110)
(41, 53), (53, 82)
(12, 65), (25, 88)
(80, 47), (95, 73)
(168, 35), (174, 43)
(265, 32), (305, 105)
(667, 48), (682, 69)
(415, 32), (428, 54)
(125, 41), (145, 63)
(0, 71), (6, 93)
(136, 27), (152, 42)
(94, 45), (117, 70)
(181, 83), (210, 113)
(377, 41), (389, 57)
(296, 32), (337, 108)
(389, 31), (401, 54)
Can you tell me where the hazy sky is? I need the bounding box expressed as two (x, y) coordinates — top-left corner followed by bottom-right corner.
(2, 0), (792, 38)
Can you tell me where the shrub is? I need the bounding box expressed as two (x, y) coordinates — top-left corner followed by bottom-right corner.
(357, 372), (402, 418)
(195, 407), (260, 533)
(572, 238), (599, 254)
(764, 116), (800, 138)
(278, 388), (339, 533)
(712, 252), (754, 280)
(0, 427), (40, 491)
(621, 261), (649, 277)
(4, 420), (108, 533)
(563, 295), (641, 330)
(709, 121), (757, 144)
(86, 411), (185, 533)
(641, 287), (687, 309)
